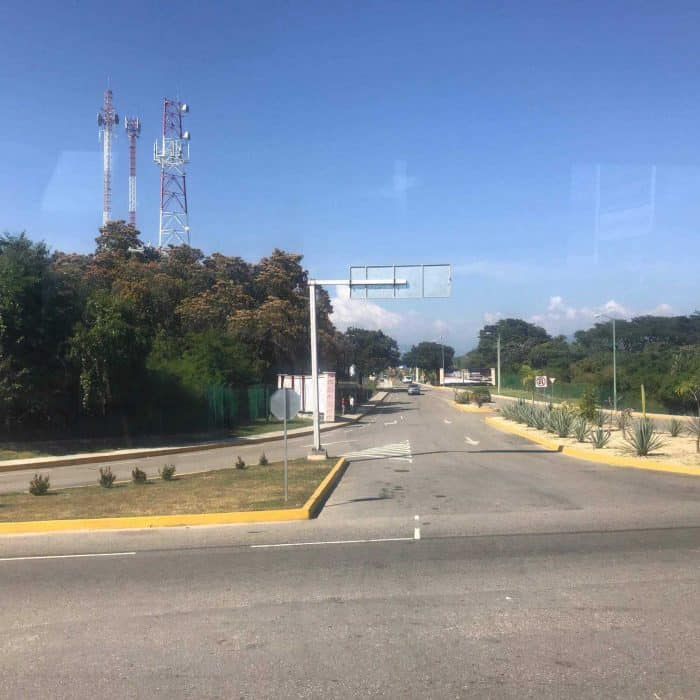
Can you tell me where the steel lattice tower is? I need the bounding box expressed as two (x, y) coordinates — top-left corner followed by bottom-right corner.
(153, 98), (191, 247)
(97, 88), (119, 225)
(124, 117), (141, 227)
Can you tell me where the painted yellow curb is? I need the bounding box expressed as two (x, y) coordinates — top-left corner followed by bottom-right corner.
(485, 416), (700, 477)
(451, 401), (493, 414)
(484, 416), (562, 452)
(0, 457), (348, 535)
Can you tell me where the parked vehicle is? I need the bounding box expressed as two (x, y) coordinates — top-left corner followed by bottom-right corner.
(407, 384), (420, 396)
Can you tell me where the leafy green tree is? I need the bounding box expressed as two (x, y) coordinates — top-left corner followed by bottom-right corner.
(0, 234), (81, 429)
(402, 341), (455, 372)
(69, 292), (151, 415)
(672, 347), (700, 417)
(473, 319), (550, 371)
(343, 328), (400, 382)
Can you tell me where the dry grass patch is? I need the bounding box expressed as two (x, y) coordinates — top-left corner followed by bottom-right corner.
(0, 459), (333, 522)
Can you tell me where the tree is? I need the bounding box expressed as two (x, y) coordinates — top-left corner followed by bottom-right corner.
(672, 347), (700, 417)
(0, 234), (81, 429)
(472, 318), (550, 371)
(343, 328), (400, 382)
(402, 341), (455, 372)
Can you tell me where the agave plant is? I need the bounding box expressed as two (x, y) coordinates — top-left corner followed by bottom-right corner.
(686, 416), (700, 453)
(549, 408), (573, 438)
(667, 418), (683, 437)
(625, 418), (665, 456)
(616, 408), (633, 438)
(589, 427), (611, 449)
(572, 417), (590, 443)
(594, 410), (608, 428)
(500, 403), (518, 421)
(532, 407), (548, 430)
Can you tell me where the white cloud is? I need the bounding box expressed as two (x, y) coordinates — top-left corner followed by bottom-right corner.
(483, 311), (503, 324)
(528, 296), (673, 334)
(648, 303), (674, 316)
(330, 287), (402, 331)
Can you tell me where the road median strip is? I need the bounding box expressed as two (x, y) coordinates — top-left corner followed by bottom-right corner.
(0, 392), (388, 473)
(0, 457), (348, 535)
(484, 416), (700, 477)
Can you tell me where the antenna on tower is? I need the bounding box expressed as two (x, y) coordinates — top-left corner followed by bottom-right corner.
(124, 117), (141, 227)
(153, 97), (191, 247)
(97, 87), (119, 225)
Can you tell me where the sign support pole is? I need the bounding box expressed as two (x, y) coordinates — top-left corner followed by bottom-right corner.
(308, 282), (325, 458)
(283, 389), (288, 502)
(305, 274), (427, 459)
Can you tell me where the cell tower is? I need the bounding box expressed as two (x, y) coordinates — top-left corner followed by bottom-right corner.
(153, 98), (191, 247)
(97, 88), (119, 225)
(124, 117), (141, 227)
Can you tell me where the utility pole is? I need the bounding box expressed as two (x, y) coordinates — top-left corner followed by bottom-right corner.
(496, 333), (501, 395)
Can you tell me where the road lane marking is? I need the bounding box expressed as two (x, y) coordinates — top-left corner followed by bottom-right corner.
(344, 441), (412, 462)
(303, 440), (347, 447)
(465, 436), (480, 446)
(414, 514), (421, 540)
(251, 537), (415, 549)
(0, 552), (136, 562)
(384, 420), (397, 426)
(443, 419), (452, 424)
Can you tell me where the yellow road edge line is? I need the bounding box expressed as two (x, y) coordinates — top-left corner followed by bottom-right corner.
(484, 416), (700, 477)
(451, 401), (494, 414)
(0, 457), (349, 535)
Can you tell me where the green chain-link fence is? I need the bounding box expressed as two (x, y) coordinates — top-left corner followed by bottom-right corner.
(207, 384), (276, 430)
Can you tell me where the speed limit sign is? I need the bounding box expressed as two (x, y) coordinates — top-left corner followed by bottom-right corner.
(535, 375), (548, 388)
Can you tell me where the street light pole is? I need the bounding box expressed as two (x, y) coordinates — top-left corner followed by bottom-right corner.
(612, 318), (617, 412)
(595, 313), (618, 412)
(496, 333), (501, 395)
(308, 282), (322, 455)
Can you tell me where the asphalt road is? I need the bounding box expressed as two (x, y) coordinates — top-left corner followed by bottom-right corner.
(2, 386), (700, 698)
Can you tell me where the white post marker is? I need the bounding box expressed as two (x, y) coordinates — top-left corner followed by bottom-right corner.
(414, 514), (421, 540)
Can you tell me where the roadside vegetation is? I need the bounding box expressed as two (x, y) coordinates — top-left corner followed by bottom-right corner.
(455, 316), (700, 415)
(497, 395), (700, 466)
(0, 226), (399, 450)
(4, 459), (332, 522)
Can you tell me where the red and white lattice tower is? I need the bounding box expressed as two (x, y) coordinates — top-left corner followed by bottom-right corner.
(124, 117), (141, 227)
(153, 98), (191, 247)
(97, 88), (119, 225)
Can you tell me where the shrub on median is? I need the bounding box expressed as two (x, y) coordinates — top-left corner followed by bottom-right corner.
(258, 451), (269, 466)
(159, 464), (176, 481)
(131, 467), (147, 484)
(235, 456), (247, 470)
(99, 466), (116, 488)
(28, 473), (50, 496)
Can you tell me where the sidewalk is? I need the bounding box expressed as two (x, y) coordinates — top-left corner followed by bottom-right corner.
(0, 392), (389, 473)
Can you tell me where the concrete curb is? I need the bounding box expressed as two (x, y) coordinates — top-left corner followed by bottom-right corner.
(451, 401), (493, 414)
(484, 416), (700, 477)
(0, 393), (389, 474)
(0, 457), (348, 535)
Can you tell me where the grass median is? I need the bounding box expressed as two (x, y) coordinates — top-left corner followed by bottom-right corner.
(0, 459), (333, 522)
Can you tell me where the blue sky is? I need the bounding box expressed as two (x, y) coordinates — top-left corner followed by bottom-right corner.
(2, 1), (700, 351)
